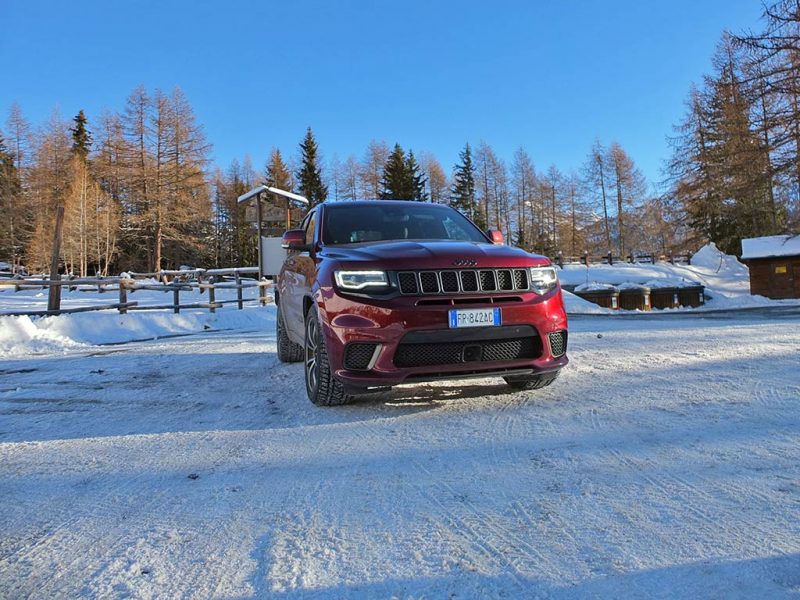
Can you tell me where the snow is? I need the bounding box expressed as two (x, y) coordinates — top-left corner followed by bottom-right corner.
(1, 311), (799, 598)
(741, 234), (800, 260)
(0, 284), (271, 357)
(574, 282), (618, 293)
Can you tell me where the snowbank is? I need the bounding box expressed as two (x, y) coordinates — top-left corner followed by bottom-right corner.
(561, 291), (612, 314)
(691, 242), (749, 274)
(0, 306), (275, 358)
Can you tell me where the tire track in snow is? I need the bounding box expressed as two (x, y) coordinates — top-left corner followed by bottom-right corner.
(603, 446), (793, 555)
(348, 413), (568, 587)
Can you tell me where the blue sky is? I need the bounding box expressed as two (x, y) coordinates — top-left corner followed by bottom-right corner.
(2, 0), (764, 187)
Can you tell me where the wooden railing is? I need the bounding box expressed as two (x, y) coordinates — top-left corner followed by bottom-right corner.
(0, 267), (272, 317)
(552, 252), (693, 267)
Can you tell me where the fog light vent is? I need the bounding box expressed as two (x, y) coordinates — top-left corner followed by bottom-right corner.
(548, 331), (568, 358)
(344, 343), (378, 370)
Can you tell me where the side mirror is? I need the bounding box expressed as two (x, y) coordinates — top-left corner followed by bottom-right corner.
(282, 229), (310, 251)
(487, 229), (504, 244)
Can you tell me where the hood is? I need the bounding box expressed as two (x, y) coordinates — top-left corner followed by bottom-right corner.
(320, 240), (550, 270)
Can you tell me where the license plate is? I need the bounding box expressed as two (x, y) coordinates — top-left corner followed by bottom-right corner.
(448, 307), (501, 328)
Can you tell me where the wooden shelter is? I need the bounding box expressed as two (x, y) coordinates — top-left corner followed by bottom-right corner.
(741, 235), (800, 299)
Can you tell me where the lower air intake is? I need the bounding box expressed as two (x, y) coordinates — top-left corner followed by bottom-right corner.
(344, 343), (378, 370)
(394, 337), (540, 368)
(548, 330), (567, 357)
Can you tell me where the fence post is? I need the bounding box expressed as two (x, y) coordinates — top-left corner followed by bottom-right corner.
(208, 284), (216, 313)
(47, 206), (65, 313)
(173, 286), (180, 314)
(607, 251), (613, 266)
(235, 271), (243, 310)
(119, 280), (128, 314)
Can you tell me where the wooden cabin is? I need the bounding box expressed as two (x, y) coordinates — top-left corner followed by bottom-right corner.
(741, 235), (800, 299)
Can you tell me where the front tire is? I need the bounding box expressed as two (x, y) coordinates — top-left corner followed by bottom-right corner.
(504, 370), (560, 391)
(304, 305), (354, 406)
(276, 303), (303, 363)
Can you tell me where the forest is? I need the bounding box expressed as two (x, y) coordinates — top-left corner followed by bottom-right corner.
(1, 0), (799, 274)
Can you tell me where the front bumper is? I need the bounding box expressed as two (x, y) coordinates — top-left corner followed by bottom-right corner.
(318, 286), (569, 390)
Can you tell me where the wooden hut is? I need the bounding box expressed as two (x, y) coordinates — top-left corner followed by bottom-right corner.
(741, 235), (800, 299)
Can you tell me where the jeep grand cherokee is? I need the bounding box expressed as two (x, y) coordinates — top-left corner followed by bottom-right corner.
(275, 201), (568, 405)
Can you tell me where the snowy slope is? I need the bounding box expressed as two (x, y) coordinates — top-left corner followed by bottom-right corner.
(1, 313), (798, 598)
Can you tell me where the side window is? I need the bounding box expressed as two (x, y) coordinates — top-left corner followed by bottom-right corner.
(304, 211), (317, 245)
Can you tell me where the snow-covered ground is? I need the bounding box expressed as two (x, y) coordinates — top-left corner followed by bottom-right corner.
(1, 308), (799, 598)
(1, 245), (799, 597)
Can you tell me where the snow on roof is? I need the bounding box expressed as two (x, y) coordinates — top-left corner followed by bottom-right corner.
(741, 235), (800, 260)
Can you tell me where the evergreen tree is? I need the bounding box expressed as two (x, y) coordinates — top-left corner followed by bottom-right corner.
(0, 133), (21, 267)
(70, 110), (92, 159)
(450, 143), (478, 222)
(405, 150), (428, 201)
(296, 127), (327, 207)
(380, 144), (412, 199)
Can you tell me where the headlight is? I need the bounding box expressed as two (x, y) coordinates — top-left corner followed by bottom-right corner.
(334, 270), (389, 290)
(529, 266), (558, 295)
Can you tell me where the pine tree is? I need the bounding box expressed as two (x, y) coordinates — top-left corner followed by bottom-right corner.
(405, 150), (428, 201)
(70, 110), (92, 158)
(296, 127), (327, 207)
(380, 144), (412, 199)
(0, 133), (21, 268)
(450, 143), (479, 224)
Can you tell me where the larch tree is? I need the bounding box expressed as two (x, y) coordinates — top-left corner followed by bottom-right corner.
(607, 142), (647, 257)
(361, 140), (389, 199)
(419, 151), (447, 203)
(265, 148), (293, 190)
(583, 140), (612, 251)
(511, 147), (536, 249)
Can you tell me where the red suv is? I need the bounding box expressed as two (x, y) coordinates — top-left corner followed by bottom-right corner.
(276, 201), (568, 405)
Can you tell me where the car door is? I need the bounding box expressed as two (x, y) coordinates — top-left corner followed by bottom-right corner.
(280, 211), (317, 343)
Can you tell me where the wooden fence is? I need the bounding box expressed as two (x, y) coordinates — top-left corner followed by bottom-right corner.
(0, 267), (272, 317)
(552, 252), (693, 268)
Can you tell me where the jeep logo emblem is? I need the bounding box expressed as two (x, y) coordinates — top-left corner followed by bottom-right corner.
(453, 259), (477, 267)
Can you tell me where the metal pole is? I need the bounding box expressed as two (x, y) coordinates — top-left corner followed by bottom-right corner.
(256, 193), (264, 280)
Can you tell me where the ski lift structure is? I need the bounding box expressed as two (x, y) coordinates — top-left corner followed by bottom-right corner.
(237, 186), (309, 279)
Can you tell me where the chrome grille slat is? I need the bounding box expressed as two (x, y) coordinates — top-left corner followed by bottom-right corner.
(398, 268), (533, 295)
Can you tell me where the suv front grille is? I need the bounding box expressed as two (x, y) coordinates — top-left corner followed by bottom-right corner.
(397, 269), (531, 295)
(394, 337), (540, 368)
(548, 330), (567, 357)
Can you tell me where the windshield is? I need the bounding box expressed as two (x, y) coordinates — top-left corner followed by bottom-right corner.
(322, 203), (488, 245)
